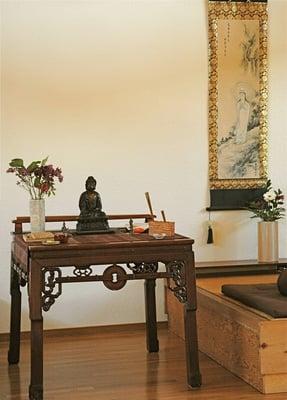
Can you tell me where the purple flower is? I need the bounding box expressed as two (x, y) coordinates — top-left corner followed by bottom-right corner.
(7, 157), (63, 199)
(6, 167), (15, 173)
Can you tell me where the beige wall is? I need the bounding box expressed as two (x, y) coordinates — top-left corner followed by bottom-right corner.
(0, 0), (286, 333)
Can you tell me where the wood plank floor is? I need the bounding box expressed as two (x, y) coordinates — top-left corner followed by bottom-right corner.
(0, 324), (286, 400)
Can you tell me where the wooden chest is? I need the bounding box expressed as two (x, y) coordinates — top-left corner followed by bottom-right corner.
(167, 274), (287, 394)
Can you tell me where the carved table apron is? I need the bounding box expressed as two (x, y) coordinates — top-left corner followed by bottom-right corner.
(8, 232), (201, 399)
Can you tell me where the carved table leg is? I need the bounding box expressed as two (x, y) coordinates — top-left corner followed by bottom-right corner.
(184, 254), (202, 388)
(144, 279), (159, 352)
(8, 257), (22, 364)
(28, 260), (43, 400)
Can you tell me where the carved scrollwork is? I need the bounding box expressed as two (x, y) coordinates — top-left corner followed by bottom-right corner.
(73, 266), (93, 277)
(41, 268), (62, 311)
(126, 262), (158, 274)
(103, 264), (127, 290)
(12, 263), (28, 285)
(167, 261), (187, 304)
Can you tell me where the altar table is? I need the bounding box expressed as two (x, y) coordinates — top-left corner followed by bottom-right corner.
(8, 216), (201, 399)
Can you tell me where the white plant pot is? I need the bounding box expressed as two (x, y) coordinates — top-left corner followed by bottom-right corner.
(29, 199), (45, 232)
(257, 221), (279, 263)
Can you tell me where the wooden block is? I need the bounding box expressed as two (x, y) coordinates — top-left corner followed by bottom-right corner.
(260, 320), (287, 374)
(263, 374), (287, 394)
(148, 221), (175, 236)
(166, 274), (287, 394)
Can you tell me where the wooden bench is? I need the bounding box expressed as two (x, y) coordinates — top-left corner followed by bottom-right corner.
(166, 262), (287, 394)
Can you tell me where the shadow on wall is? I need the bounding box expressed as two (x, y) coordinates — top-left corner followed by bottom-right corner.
(0, 299), (33, 334)
(0, 299), (11, 334)
(0, 298), (69, 333)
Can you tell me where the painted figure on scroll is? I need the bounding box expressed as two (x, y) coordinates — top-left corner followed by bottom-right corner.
(234, 90), (250, 145)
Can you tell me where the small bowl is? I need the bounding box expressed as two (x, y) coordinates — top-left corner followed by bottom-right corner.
(152, 233), (167, 240)
(125, 223), (148, 234)
(53, 232), (69, 243)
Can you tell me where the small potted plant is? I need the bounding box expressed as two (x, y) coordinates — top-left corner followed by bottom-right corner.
(7, 157), (63, 231)
(247, 179), (285, 262)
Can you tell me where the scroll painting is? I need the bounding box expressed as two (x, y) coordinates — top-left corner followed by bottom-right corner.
(208, 0), (268, 209)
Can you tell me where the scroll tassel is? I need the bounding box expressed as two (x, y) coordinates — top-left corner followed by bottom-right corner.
(207, 224), (214, 244)
(207, 211), (214, 244)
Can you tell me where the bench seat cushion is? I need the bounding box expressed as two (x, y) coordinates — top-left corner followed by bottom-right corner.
(222, 283), (287, 318)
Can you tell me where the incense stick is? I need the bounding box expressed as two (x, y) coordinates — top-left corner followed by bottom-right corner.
(145, 192), (154, 219)
(161, 210), (166, 222)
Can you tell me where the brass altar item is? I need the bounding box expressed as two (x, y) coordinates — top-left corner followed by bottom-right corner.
(76, 176), (110, 232)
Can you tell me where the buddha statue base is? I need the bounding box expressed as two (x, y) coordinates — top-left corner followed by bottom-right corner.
(76, 214), (110, 233)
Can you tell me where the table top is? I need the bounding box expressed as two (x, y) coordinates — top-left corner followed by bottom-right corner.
(12, 232), (195, 270)
(14, 232), (193, 252)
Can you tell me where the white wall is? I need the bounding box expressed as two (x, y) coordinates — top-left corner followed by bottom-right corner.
(0, 0), (286, 333)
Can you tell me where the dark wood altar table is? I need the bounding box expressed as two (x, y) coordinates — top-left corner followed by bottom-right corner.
(8, 218), (201, 399)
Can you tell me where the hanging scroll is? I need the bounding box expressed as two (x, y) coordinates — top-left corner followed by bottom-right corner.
(208, 0), (268, 210)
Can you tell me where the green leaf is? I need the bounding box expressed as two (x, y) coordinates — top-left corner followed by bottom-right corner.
(9, 158), (24, 168)
(27, 161), (40, 172)
(41, 156), (49, 166)
(34, 177), (41, 188)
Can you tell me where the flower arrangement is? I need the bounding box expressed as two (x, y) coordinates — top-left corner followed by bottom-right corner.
(7, 157), (63, 200)
(247, 179), (285, 222)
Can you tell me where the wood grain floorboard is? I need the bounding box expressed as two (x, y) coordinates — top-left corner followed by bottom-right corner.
(0, 325), (286, 400)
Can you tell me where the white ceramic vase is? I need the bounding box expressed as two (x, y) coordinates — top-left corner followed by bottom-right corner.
(29, 199), (45, 232)
(257, 221), (279, 263)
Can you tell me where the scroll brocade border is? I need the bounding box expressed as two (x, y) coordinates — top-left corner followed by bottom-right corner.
(208, 1), (268, 190)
